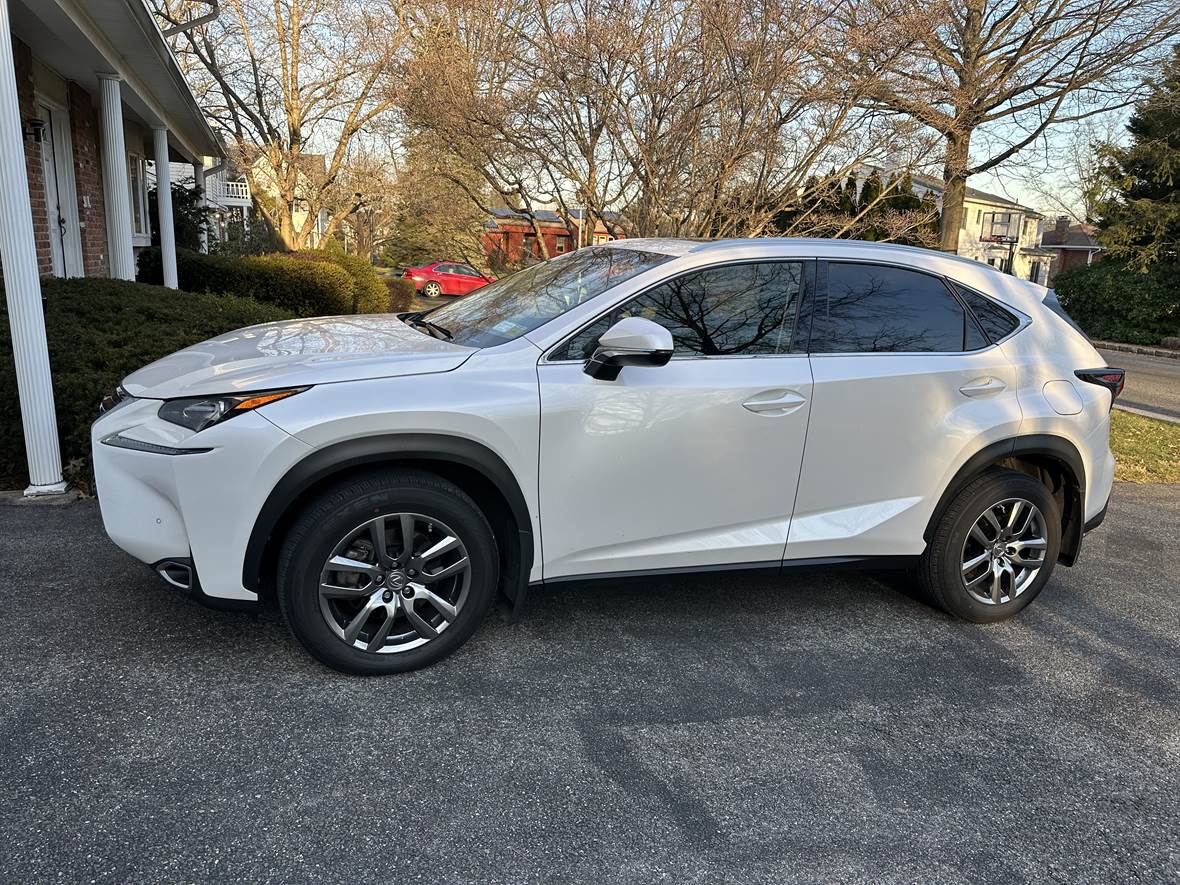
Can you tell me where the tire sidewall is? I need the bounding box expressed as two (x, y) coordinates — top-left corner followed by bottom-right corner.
(283, 482), (497, 674)
(936, 474), (1062, 623)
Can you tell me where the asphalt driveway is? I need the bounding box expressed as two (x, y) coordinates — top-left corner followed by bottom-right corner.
(1, 485), (1178, 884)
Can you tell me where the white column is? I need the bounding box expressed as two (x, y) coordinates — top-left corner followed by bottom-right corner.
(152, 127), (177, 287)
(193, 162), (207, 252)
(0, 0), (66, 494)
(98, 74), (134, 280)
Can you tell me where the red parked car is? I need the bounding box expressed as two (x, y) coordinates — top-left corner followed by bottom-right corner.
(402, 261), (495, 297)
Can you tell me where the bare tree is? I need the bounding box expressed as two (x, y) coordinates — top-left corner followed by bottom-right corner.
(397, 0), (938, 243)
(153, 0), (404, 249)
(846, 0), (1180, 251)
(1008, 117), (1121, 222)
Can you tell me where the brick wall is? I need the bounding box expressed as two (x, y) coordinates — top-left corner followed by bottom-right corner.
(12, 38), (52, 276)
(67, 81), (107, 277)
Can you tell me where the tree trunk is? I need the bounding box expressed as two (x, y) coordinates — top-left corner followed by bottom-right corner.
(939, 130), (971, 253)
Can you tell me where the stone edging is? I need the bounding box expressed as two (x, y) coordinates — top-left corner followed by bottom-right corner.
(1093, 340), (1180, 360)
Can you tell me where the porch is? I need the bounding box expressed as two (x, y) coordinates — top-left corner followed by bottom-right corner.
(0, 0), (221, 495)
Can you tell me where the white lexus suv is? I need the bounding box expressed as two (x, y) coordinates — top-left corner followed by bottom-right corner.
(92, 239), (1123, 674)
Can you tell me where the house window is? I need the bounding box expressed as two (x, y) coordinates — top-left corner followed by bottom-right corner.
(981, 211), (1017, 241)
(128, 154), (149, 237)
(975, 209), (982, 225)
(555, 236), (569, 254)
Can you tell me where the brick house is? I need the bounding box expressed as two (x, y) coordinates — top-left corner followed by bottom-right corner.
(482, 208), (621, 268)
(1, 0), (222, 495)
(1040, 216), (1102, 285)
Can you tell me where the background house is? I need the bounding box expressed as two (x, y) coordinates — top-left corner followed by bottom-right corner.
(1, 0), (221, 495)
(1040, 216), (1102, 285)
(482, 208), (619, 267)
(909, 174), (1053, 283)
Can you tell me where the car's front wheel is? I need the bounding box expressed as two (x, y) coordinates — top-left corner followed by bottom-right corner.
(918, 469), (1061, 623)
(277, 469), (498, 674)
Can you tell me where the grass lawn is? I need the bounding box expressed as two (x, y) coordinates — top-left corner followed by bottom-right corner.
(1110, 409), (1180, 483)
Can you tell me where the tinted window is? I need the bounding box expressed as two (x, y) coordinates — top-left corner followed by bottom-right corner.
(965, 313), (989, 350)
(555, 262), (803, 361)
(952, 283), (1022, 342)
(811, 263), (967, 353)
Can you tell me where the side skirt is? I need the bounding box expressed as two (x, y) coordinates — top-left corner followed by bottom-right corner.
(531, 555), (918, 588)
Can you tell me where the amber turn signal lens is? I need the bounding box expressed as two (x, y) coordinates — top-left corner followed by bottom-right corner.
(231, 390), (301, 412)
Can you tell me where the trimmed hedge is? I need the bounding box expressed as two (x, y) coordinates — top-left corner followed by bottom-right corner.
(288, 250), (389, 314)
(138, 247), (356, 316)
(1054, 260), (1180, 345)
(386, 277), (416, 312)
(0, 277), (292, 491)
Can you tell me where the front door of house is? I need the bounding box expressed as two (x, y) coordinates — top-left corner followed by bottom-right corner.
(37, 101), (83, 277)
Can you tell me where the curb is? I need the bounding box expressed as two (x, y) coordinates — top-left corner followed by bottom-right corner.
(1113, 404), (1180, 426)
(1093, 340), (1180, 360)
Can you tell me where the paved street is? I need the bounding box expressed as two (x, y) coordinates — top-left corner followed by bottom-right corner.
(1, 486), (1178, 884)
(1099, 349), (1180, 422)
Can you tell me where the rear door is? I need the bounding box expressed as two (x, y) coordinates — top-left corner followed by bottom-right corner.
(784, 261), (1021, 561)
(537, 260), (816, 579)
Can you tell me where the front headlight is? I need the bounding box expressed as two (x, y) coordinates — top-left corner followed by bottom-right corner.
(158, 388), (307, 432)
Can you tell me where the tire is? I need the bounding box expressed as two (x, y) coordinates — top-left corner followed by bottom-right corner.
(422, 281), (443, 297)
(918, 468), (1061, 623)
(277, 469), (498, 674)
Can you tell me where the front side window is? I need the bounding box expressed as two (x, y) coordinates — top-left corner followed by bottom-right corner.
(554, 261), (803, 361)
(423, 246), (672, 348)
(810, 263), (969, 354)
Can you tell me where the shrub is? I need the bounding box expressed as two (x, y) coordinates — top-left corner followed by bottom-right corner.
(1054, 260), (1180, 345)
(139, 246), (354, 316)
(289, 250), (388, 313)
(0, 277), (291, 491)
(386, 277), (416, 312)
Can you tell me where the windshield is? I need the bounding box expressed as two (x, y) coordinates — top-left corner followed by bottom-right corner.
(416, 246), (673, 348)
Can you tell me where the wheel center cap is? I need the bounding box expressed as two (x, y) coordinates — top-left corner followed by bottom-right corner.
(386, 570), (407, 591)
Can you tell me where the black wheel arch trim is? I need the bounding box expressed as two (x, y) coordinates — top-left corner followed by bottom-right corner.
(925, 433), (1087, 566)
(242, 434), (534, 615)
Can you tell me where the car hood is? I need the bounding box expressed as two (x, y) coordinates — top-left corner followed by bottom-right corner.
(122, 313), (475, 399)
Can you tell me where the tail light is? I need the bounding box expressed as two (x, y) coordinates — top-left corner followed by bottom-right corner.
(1075, 367), (1125, 408)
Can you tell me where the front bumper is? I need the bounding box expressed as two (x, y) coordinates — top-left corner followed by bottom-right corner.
(150, 558), (259, 611)
(91, 397), (312, 602)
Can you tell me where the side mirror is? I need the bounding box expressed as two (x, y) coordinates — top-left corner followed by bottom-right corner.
(584, 316), (673, 381)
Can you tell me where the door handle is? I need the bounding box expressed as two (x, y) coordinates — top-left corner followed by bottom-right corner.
(742, 389), (807, 416)
(959, 377), (1007, 397)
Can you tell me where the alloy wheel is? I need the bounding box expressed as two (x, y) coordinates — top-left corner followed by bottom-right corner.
(960, 497), (1048, 605)
(318, 512), (471, 653)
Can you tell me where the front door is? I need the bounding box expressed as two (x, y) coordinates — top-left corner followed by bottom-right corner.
(37, 101), (83, 277)
(537, 260), (815, 579)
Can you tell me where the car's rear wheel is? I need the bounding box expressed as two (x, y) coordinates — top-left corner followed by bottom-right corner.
(277, 469), (498, 674)
(422, 281), (443, 297)
(918, 469), (1061, 623)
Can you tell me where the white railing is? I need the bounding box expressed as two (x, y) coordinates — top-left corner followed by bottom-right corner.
(219, 179), (251, 200)
(205, 175), (251, 204)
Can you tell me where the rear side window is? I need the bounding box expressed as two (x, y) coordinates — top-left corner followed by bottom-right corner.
(810, 263), (969, 353)
(952, 283), (1022, 342)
